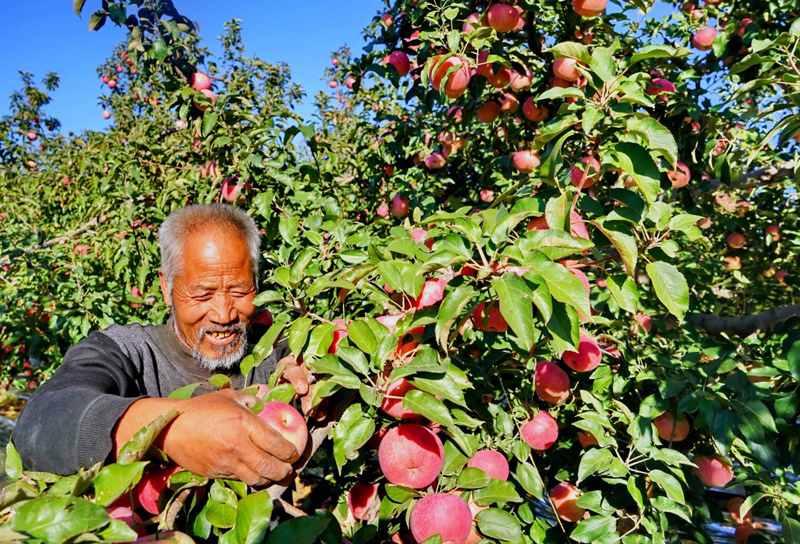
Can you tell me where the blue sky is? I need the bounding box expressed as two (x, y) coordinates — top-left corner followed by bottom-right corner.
(0, 1), (381, 134)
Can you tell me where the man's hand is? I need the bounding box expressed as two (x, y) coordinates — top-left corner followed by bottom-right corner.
(114, 389), (300, 486)
(274, 355), (320, 417)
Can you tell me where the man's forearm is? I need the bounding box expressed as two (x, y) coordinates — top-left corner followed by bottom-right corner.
(112, 397), (183, 458)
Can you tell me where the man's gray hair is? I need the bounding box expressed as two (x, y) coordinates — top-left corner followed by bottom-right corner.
(159, 204), (261, 295)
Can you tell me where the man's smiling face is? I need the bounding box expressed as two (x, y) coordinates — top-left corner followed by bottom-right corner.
(160, 226), (257, 370)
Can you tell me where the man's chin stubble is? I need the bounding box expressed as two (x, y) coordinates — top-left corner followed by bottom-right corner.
(170, 315), (248, 372)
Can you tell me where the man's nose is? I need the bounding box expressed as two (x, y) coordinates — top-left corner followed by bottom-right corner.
(209, 293), (237, 324)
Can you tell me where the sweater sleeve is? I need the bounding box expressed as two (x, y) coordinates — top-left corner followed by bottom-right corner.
(12, 330), (145, 475)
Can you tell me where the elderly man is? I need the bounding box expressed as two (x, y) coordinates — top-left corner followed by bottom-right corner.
(13, 204), (308, 486)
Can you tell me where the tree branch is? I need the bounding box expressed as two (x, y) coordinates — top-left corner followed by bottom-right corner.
(707, 160), (796, 191)
(687, 302), (800, 337)
(0, 217), (99, 266)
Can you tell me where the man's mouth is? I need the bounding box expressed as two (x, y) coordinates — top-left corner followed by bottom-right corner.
(204, 330), (239, 345)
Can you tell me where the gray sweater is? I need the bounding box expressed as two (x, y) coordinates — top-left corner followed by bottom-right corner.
(13, 323), (286, 475)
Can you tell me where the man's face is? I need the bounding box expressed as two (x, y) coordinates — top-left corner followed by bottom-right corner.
(160, 227), (257, 370)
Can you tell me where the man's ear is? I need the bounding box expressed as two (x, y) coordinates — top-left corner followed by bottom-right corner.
(158, 270), (172, 307)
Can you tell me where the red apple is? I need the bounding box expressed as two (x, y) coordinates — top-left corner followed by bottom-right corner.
(415, 277), (448, 309)
(724, 256), (742, 270)
(550, 482), (586, 522)
(256, 401), (309, 456)
(527, 211), (590, 240)
(570, 157), (601, 188)
(693, 455), (734, 487)
(553, 58), (581, 82)
(647, 78), (676, 100)
(391, 194), (410, 218)
(381, 375), (420, 419)
(378, 424), (444, 488)
(409, 494), (472, 544)
(135, 465), (182, 515)
(345, 76), (356, 89)
(108, 80), (117, 89)
(499, 92), (519, 113)
(384, 51), (411, 77)
(107, 506), (145, 536)
(472, 301), (508, 332)
(377, 203), (390, 218)
(667, 162), (691, 188)
(102, 110), (111, 119)
(191, 72), (212, 91)
(509, 69), (533, 92)
(429, 55), (471, 98)
(479, 189), (494, 203)
(535, 361), (571, 404)
(653, 411), (690, 442)
(521, 410), (559, 452)
(562, 336), (602, 372)
(425, 152), (447, 169)
(486, 3), (520, 33)
(573, 0), (608, 17)
(462, 13), (481, 33)
(577, 432), (598, 448)
(727, 233), (746, 248)
(728, 496), (754, 525)
(26, 131), (37, 141)
(348, 483), (380, 521)
(765, 225), (780, 240)
(735, 524), (756, 544)
(522, 98), (548, 122)
(467, 450), (509, 481)
(253, 309), (273, 328)
(328, 319), (349, 354)
(692, 27), (717, 51)
(512, 150), (541, 173)
(477, 101), (501, 123)
(634, 312), (652, 333)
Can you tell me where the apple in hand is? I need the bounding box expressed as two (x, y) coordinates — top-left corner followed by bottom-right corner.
(256, 401), (309, 456)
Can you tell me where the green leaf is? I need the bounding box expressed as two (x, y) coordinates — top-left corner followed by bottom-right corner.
(547, 42), (592, 64)
(252, 316), (289, 364)
(288, 317), (312, 356)
(787, 338), (800, 383)
(88, 10), (107, 31)
(606, 274), (639, 313)
(476, 508), (523, 541)
(336, 346), (370, 376)
(347, 321), (377, 355)
(593, 220), (637, 276)
(233, 489), (273, 544)
(646, 262), (689, 320)
(456, 467), (491, 489)
(626, 117), (678, 168)
(630, 44), (681, 64)
(648, 469), (685, 504)
(402, 390), (454, 428)
(5, 442), (23, 481)
(6, 497), (110, 544)
(578, 448), (614, 484)
(73, 0), (87, 17)
(202, 112), (218, 137)
(435, 285), (474, 350)
(611, 142), (661, 205)
(117, 411), (180, 464)
(515, 462), (544, 500)
(591, 47), (616, 82)
(570, 516), (617, 543)
(534, 260), (591, 317)
(473, 479), (522, 506)
(91, 462), (148, 507)
(782, 512), (800, 544)
(491, 274), (534, 351)
(168, 383), (201, 400)
(265, 513), (333, 544)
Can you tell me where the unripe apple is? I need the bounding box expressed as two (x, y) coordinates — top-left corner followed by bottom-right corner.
(727, 232), (746, 248)
(550, 482), (586, 522)
(191, 72), (212, 91)
(256, 401), (309, 456)
(573, 0), (608, 17)
(378, 424), (444, 488)
(570, 157), (601, 188)
(486, 3), (520, 33)
(728, 496), (754, 525)
(425, 152), (446, 169)
(384, 51), (411, 77)
(521, 410), (558, 452)
(467, 450), (509, 480)
(562, 335), (602, 372)
(653, 411), (690, 442)
(348, 483), (380, 521)
(512, 150), (541, 173)
(429, 55), (471, 98)
(534, 361), (571, 404)
(693, 455), (734, 487)
(693, 27), (718, 50)
(647, 78), (676, 100)
(391, 194), (410, 217)
(477, 101), (501, 123)
(472, 301), (508, 332)
(667, 162), (691, 188)
(409, 494), (472, 544)
(102, 110), (111, 119)
(522, 98), (548, 122)
(553, 58), (581, 82)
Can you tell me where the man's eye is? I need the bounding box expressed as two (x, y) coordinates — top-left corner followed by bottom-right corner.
(193, 293), (212, 301)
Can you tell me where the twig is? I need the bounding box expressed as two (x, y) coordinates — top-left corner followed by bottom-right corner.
(0, 218), (98, 266)
(277, 498), (307, 517)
